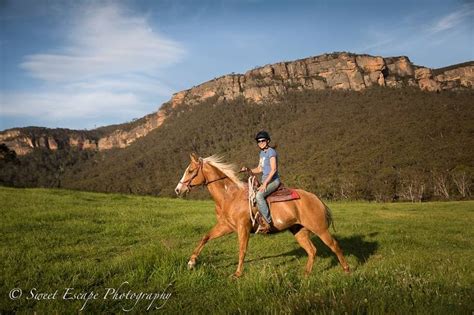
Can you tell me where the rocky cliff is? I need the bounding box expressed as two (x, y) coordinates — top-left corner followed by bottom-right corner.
(1, 52), (473, 155)
(169, 53), (473, 107)
(0, 110), (167, 155)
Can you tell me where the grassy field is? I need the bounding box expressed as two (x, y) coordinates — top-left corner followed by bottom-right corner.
(0, 186), (473, 314)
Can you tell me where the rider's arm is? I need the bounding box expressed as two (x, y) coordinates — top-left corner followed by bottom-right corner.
(250, 165), (262, 174)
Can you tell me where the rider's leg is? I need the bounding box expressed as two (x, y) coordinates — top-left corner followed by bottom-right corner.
(255, 178), (280, 223)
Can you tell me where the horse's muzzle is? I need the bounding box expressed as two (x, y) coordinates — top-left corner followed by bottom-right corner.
(174, 183), (189, 196)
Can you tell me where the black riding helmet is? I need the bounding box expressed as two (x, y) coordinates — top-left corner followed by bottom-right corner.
(255, 130), (271, 142)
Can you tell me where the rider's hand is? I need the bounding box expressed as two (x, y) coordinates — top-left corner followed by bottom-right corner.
(259, 182), (267, 192)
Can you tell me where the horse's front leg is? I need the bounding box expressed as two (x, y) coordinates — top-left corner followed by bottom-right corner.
(188, 223), (232, 269)
(233, 220), (251, 278)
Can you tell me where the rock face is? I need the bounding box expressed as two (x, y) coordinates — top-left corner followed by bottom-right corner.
(169, 53), (473, 107)
(0, 129), (98, 155)
(97, 110), (166, 150)
(0, 111), (167, 155)
(415, 68), (441, 92)
(434, 65), (474, 90)
(1, 52), (473, 156)
(0, 130), (34, 156)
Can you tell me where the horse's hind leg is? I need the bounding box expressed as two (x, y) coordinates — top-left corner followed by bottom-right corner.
(188, 223), (232, 269)
(290, 225), (317, 275)
(318, 230), (350, 273)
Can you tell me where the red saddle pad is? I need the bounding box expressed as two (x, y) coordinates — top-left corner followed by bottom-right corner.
(243, 183), (300, 203)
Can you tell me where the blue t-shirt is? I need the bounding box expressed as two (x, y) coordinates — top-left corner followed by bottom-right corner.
(259, 147), (280, 182)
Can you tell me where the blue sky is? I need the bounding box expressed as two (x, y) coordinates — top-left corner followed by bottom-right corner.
(1, 0), (473, 130)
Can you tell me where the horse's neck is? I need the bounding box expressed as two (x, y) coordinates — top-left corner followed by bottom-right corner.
(207, 179), (232, 205)
(204, 166), (237, 209)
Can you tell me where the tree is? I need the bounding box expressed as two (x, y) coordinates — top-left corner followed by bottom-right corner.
(451, 166), (472, 198)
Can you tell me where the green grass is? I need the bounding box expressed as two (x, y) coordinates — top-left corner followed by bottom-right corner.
(0, 187), (473, 314)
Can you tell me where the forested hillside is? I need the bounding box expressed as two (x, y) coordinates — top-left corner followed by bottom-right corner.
(1, 87), (473, 201)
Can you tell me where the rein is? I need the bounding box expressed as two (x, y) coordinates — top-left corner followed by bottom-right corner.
(179, 160), (228, 190)
(248, 175), (259, 227)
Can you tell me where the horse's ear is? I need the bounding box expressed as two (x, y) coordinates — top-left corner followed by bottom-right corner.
(190, 153), (199, 162)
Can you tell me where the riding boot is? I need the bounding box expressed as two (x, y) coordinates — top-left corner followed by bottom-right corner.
(256, 216), (272, 234)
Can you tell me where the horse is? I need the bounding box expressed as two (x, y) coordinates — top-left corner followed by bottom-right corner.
(174, 153), (350, 278)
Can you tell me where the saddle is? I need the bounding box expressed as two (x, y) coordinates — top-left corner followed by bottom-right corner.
(244, 176), (300, 234)
(243, 178), (300, 203)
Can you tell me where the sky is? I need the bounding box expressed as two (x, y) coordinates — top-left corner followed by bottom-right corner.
(1, 0), (473, 131)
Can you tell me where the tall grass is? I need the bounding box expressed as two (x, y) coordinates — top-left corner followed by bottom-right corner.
(0, 187), (472, 313)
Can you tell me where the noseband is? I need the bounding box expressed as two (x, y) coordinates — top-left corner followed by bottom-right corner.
(179, 159), (227, 191)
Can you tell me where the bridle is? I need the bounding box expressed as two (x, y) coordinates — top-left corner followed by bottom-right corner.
(179, 159), (228, 191)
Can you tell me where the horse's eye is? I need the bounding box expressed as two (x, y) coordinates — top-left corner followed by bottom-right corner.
(187, 168), (194, 174)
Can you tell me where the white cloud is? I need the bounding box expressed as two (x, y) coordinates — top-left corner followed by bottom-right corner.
(359, 4), (474, 62)
(1, 90), (147, 120)
(20, 4), (185, 82)
(2, 2), (185, 129)
(429, 4), (474, 34)
(66, 75), (174, 97)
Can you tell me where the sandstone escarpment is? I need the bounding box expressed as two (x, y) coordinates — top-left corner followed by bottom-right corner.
(0, 110), (167, 155)
(0, 129), (99, 155)
(0, 130), (37, 155)
(2, 52), (473, 156)
(169, 53), (473, 107)
(434, 65), (474, 90)
(97, 110), (166, 149)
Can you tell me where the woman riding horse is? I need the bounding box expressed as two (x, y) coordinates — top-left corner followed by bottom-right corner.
(241, 130), (280, 234)
(175, 153), (350, 278)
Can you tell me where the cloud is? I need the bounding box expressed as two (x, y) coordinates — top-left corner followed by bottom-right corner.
(66, 74), (174, 97)
(359, 4), (474, 62)
(428, 4), (474, 34)
(20, 4), (185, 82)
(1, 91), (146, 120)
(2, 2), (185, 129)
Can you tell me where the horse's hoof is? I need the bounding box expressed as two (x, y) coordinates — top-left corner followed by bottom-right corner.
(343, 266), (351, 274)
(187, 260), (196, 270)
(231, 272), (242, 279)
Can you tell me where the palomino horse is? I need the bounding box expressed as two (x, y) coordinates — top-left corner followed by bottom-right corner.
(175, 153), (350, 278)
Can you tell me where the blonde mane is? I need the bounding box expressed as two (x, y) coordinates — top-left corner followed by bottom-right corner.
(203, 155), (244, 188)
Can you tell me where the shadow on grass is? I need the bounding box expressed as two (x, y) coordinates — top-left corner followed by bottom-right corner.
(243, 233), (379, 269)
